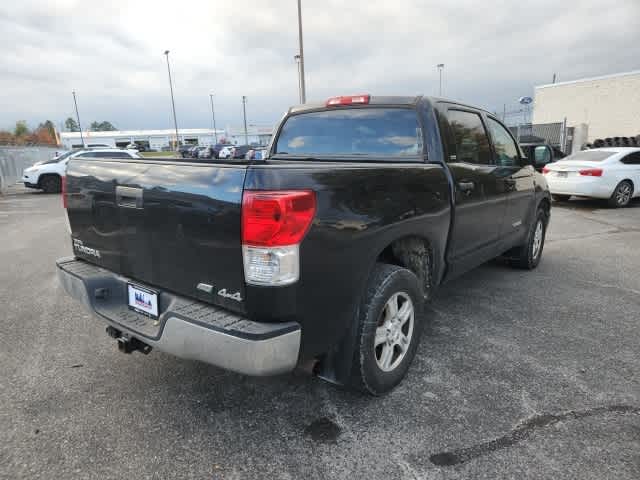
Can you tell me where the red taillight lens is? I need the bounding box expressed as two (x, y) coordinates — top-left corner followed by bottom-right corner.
(61, 176), (68, 208)
(242, 190), (316, 247)
(325, 94), (370, 106)
(542, 166), (550, 174)
(579, 168), (603, 177)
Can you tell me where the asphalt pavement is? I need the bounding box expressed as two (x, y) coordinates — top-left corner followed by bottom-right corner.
(1, 186), (638, 479)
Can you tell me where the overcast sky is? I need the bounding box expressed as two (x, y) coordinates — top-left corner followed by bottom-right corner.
(1, 0), (639, 132)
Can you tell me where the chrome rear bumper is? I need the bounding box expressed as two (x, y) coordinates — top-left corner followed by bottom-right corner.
(56, 257), (301, 376)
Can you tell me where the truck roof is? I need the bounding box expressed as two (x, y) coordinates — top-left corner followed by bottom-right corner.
(288, 95), (491, 116)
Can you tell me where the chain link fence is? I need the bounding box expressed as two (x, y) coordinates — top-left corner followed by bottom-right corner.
(509, 122), (567, 149)
(0, 147), (59, 193)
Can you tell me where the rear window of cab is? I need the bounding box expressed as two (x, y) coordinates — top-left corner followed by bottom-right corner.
(274, 108), (423, 158)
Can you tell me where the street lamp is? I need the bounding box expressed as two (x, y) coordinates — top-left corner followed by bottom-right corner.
(437, 63), (445, 96)
(294, 54), (303, 104)
(242, 96), (249, 146)
(296, 0), (306, 103)
(71, 90), (85, 147)
(164, 50), (180, 151)
(209, 93), (218, 144)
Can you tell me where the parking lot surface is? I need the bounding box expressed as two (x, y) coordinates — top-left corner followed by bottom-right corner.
(1, 187), (639, 479)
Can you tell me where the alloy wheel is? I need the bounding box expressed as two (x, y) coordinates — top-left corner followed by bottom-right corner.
(374, 292), (414, 372)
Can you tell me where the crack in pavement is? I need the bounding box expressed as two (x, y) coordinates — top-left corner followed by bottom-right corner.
(429, 404), (640, 467)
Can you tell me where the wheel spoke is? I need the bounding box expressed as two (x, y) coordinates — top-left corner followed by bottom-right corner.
(385, 293), (399, 319)
(379, 344), (394, 369)
(374, 327), (387, 347)
(396, 334), (410, 352)
(397, 301), (412, 325)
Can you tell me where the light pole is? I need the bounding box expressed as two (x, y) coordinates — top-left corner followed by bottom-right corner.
(296, 0), (306, 103)
(437, 63), (444, 96)
(294, 54), (303, 104)
(209, 93), (218, 144)
(72, 91), (85, 147)
(164, 50), (180, 151)
(242, 96), (249, 146)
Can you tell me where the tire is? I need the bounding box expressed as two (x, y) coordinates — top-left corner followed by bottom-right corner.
(508, 208), (547, 270)
(552, 194), (571, 202)
(40, 175), (61, 194)
(349, 263), (425, 395)
(608, 180), (633, 208)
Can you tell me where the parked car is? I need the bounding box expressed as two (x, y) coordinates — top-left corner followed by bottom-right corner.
(178, 144), (194, 158)
(126, 143), (146, 152)
(543, 147), (640, 207)
(198, 146), (220, 159)
(218, 146), (235, 159)
(211, 143), (232, 159)
(193, 146), (208, 159)
(22, 148), (141, 193)
(57, 94), (550, 394)
(232, 145), (252, 159)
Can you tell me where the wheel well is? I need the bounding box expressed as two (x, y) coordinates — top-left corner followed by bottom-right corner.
(376, 236), (433, 299)
(37, 173), (60, 187)
(620, 179), (634, 190)
(539, 197), (551, 223)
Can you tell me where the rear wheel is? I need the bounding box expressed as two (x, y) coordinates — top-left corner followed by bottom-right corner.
(40, 175), (61, 193)
(508, 208), (547, 270)
(608, 181), (633, 208)
(349, 263), (425, 395)
(552, 194), (571, 202)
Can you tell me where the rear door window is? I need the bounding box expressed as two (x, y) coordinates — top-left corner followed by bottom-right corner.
(274, 108), (422, 158)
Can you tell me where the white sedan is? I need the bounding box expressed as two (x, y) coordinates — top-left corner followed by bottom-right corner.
(543, 147), (640, 207)
(22, 148), (141, 193)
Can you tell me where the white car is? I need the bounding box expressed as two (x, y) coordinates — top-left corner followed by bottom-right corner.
(218, 146), (236, 159)
(22, 148), (141, 193)
(543, 147), (640, 207)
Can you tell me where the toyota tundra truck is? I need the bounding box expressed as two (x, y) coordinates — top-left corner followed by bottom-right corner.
(57, 95), (551, 395)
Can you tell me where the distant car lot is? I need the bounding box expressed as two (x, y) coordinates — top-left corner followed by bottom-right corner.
(1, 186), (638, 480)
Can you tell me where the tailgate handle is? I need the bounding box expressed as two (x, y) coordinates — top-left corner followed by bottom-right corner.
(116, 186), (143, 209)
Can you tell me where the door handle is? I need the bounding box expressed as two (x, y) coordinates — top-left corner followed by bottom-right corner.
(116, 186), (143, 209)
(458, 181), (475, 194)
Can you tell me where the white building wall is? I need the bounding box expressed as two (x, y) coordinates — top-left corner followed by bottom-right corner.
(533, 71), (640, 142)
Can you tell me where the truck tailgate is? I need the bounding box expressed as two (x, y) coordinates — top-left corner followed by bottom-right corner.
(65, 159), (248, 313)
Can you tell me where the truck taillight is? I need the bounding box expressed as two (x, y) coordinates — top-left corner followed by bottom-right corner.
(579, 168), (603, 177)
(61, 176), (67, 208)
(241, 190), (316, 286)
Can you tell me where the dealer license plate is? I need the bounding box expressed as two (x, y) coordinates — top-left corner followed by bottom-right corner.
(127, 283), (159, 318)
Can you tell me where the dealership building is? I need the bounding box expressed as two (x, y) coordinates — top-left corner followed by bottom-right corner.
(532, 70), (640, 145)
(59, 126), (274, 150)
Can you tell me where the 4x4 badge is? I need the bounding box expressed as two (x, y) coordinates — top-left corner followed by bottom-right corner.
(217, 288), (242, 302)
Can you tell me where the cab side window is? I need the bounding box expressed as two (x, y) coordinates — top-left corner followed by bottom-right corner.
(446, 110), (492, 165)
(487, 118), (520, 167)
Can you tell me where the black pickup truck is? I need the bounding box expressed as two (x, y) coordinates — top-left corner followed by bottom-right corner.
(57, 95), (551, 395)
